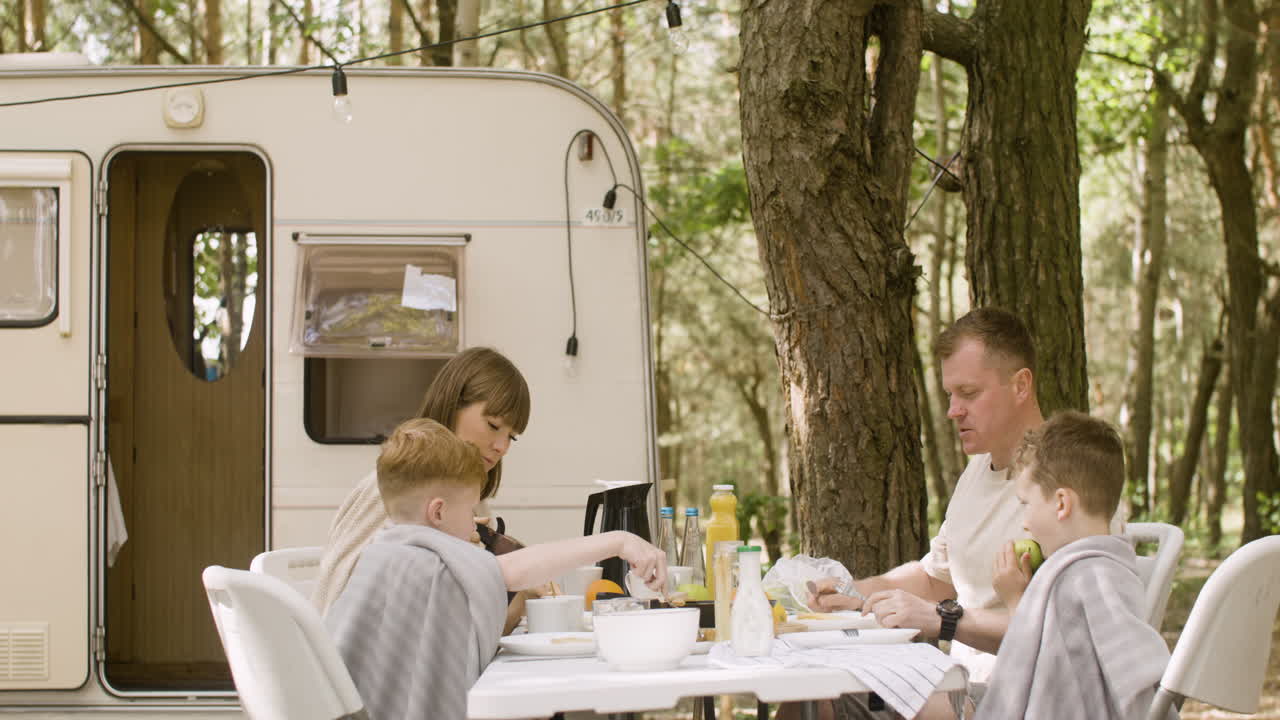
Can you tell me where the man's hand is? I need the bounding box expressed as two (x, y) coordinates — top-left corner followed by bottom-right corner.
(808, 578), (865, 612)
(993, 541), (1032, 611)
(865, 589), (944, 638)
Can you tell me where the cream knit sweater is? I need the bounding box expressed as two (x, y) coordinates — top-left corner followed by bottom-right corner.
(311, 471), (389, 615)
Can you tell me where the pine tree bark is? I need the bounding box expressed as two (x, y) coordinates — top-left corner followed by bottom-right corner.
(1169, 338), (1224, 524)
(25, 0), (46, 50)
(610, 7), (627, 124)
(740, 1), (928, 573)
(1125, 86), (1170, 517)
(924, 1), (1092, 414)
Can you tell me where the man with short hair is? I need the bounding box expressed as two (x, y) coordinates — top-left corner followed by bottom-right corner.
(816, 307), (1049, 678)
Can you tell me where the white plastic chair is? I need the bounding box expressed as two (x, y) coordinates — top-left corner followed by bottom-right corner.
(202, 565), (367, 720)
(1146, 535), (1280, 720)
(250, 546), (324, 600)
(1124, 522), (1184, 630)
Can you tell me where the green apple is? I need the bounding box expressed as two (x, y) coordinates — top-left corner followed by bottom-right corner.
(677, 583), (712, 601)
(1013, 539), (1045, 573)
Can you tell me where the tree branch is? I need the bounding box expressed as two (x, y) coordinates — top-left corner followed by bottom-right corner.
(1188, 0), (1220, 112)
(921, 8), (976, 67)
(112, 0), (192, 64)
(399, 0), (430, 43)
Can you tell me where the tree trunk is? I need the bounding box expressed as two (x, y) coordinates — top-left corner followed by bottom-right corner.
(928, 48), (963, 491)
(915, 335), (950, 514)
(740, 1), (928, 574)
(432, 0), (456, 66)
(1124, 86), (1170, 517)
(542, 0), (570, 78)
(206, 0), (223, 63)
(455, 0), (480, 66)
(927, 1), (1093, 414)
(1167, 0), (1280, 544)
(295, 0), (312, 64)
(388, 0), (404, 64)
(25, 0), (45, 50)
(1169, 338), (1224, 525)
(139, 0), (161, 63)
(1207, 357), (1232, 548)
(610, 7), (627, 124)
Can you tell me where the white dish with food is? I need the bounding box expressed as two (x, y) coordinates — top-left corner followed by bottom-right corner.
(498, 632), (597, 657)
(787, 611), (881, 632)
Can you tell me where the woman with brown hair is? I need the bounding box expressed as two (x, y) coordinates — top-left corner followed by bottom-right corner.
(311, 347), (532, 619)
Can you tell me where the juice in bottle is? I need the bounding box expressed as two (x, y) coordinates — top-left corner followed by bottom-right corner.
(704, 484), (739, 600)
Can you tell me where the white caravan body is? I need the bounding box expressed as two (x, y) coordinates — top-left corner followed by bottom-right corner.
(0, 60), (656, 714)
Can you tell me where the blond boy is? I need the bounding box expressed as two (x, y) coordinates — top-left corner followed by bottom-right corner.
(327, 419), (665, 720)
(977, 412), (1171, 720)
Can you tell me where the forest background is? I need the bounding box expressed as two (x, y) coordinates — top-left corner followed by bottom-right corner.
(3, 0), (1277, 711)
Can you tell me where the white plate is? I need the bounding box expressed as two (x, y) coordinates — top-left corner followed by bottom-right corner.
(498, 632), (597, 657)
(787, 611), (881, 632)
(781, 628), (919, 648)
(691, 640), (713, 655)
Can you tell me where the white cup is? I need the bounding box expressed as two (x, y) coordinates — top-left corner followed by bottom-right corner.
(558, 565), (604, 598)
(667, 565), (693, 592)
(526, 595), (584, 633)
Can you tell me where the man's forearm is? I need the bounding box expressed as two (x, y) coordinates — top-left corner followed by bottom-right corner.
(859, 561), (955, 603)
(952, 605), (1009, 654)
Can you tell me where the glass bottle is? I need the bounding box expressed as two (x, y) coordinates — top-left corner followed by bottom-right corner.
(731, 546), (774, 657)
(703, 484), (739, 599)
(679, 507), (706, 586)
(713, 540), (743, 642)
(657, 507), (681, 567)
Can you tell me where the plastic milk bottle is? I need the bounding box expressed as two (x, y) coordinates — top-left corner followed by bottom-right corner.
(730, 546), (773, 657)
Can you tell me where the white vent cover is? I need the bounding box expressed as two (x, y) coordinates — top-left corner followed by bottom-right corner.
(0, 623), (49, 681)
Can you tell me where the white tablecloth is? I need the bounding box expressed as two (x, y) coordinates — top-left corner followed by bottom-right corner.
(467, 643), (967, 719)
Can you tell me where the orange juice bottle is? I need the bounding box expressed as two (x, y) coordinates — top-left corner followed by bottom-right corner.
(704, 484), (739, 600)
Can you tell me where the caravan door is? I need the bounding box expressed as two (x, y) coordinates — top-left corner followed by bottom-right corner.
(102, 149), (267, 692)
(0, 152), (93, 690)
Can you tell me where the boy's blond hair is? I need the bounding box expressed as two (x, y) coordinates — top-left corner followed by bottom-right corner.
(377, 418), (486, 521)
(1012, 410), (1124, 519)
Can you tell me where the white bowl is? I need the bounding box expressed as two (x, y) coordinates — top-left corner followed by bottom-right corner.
(593, 608), (700, 671)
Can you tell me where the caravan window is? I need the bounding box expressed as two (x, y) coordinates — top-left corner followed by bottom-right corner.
(0, 187), (59, 325)
(291, 234), (466, 444)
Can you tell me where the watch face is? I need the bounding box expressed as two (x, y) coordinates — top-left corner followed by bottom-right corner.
(939, 599), (961, 615)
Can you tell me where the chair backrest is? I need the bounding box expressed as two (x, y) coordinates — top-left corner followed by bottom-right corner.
(202, 565), (366, 720)
(1124, 522), (1184, 630)
(250, 546), (324, 600)
(1147, 535), (1280, 720)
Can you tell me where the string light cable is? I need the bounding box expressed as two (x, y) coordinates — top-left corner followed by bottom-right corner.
(0, 0), (665, 109)
(562, 129), (620, 366)
(605, 182), (771, 318)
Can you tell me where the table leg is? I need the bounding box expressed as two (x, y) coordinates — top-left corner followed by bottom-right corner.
(799, 700), (818, 720)
(606, 714), (636, 720)
(758, 700), (770, 720)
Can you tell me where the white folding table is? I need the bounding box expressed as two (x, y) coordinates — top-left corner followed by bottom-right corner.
(467, 650), (967, 719)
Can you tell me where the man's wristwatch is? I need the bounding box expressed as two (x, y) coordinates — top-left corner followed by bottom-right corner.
(936, 598), (964, 642)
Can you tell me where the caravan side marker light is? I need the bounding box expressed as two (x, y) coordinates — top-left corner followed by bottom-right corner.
(331, 66), (353, 124)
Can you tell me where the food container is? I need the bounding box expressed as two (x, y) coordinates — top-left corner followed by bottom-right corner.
(593, 608), (699, 671)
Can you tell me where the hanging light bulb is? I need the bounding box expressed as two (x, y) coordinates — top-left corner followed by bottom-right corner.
(665, 1), (689, 54)
(331, 66), (353, 124)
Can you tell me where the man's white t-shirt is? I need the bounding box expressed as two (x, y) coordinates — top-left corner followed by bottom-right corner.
(920, 453), (1126, 681)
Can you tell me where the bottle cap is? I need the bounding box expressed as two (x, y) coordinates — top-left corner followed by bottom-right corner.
(685, 507), (699, 516)
(660, 507), (674, 517)
(712, 484), (735, 491)
(736, 545), (762, 553)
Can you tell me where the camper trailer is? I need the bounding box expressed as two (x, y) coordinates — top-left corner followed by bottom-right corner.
(0, 56), (657, 714)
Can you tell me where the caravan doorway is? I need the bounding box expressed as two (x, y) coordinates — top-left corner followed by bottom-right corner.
(104, 150), (267, 691)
